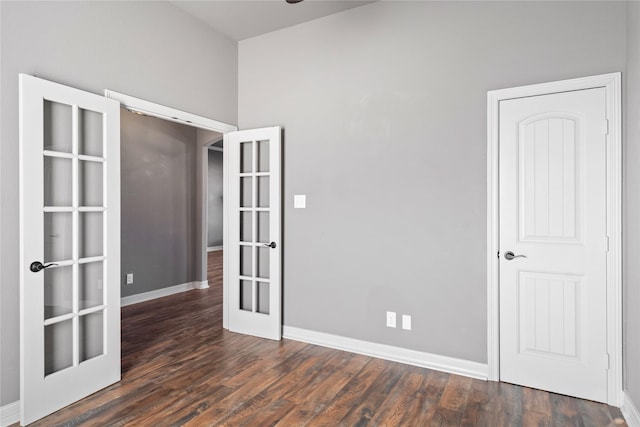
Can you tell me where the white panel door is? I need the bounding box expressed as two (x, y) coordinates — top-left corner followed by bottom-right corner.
(226, 127), (281, 340)
(20, 74), (121, 425)
(499, 88), (608, 402)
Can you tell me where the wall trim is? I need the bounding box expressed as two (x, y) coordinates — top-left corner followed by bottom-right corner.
(623, 392), (640, 427)
(283, 326), (488, 380)
(486, 72), (623, 406)
(194, 280), (209, 289)
(207, 246), (223, 252)
(0, 400), (20, 427)
(120, 281), (205, 307)
(104, 90), (237, 133)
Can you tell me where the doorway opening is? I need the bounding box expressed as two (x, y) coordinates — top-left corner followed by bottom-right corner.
(105, 90), (237, 330)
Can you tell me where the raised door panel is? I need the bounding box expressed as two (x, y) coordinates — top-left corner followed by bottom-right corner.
(519, 114), (582, 243)
(518, 272), (582, 359)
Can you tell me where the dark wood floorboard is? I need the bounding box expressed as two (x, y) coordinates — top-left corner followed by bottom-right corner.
(22, 251), (627, 426)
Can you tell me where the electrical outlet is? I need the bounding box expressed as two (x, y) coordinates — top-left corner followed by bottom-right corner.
(402, 314), (412, 330)
(294, 194), (306, 209)
(386, 311), (396, 328)
(126, 273), (134, 285)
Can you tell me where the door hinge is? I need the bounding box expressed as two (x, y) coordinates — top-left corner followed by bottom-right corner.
(497, 251), (500, 259)
(605, 353), (610, 370)
(604, 119), (609, 136)
(605, 236), (610, 252)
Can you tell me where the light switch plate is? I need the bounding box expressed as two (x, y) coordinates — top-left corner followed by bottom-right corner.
(294, 194), (306, 209)
(402, 314), (412, 330)
(386, 311), (396, 328)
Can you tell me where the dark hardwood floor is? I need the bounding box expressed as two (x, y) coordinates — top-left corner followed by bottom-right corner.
(25, 250), (626, 426)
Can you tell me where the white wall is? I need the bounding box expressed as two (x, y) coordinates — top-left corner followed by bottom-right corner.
(0, 1), (237, 406)
(239, 1), (627, 363)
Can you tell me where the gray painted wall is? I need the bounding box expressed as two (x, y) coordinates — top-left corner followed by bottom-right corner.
(0, 1), (237, 405)
(625, 1), (640, 410)
(120, 110), (198, 298)
(208, 150), (224, 247)
(238, 1), (627, 363)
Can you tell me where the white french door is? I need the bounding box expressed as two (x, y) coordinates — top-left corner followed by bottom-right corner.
(226, 127), (281, 340)
(20, 74), (121, 425)
(499, 88), (608, 402)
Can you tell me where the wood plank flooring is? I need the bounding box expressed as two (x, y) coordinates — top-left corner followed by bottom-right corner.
(24, 251), (627, 426)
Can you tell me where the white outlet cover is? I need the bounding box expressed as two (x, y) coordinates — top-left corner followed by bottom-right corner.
(294, 194), (306, 209)
(126, 273), (133, 285)
(402, 314), (412, 330)
(386, 311), (396, 328)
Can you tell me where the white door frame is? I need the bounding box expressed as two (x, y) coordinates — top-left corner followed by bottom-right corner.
(103, 90), (237, 329)
(486, 72), (622, 406)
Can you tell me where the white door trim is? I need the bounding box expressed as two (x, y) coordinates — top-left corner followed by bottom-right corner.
(486, 72), (622, 406)
(104, 90), (237, 133)
(103, 90), (237, 330)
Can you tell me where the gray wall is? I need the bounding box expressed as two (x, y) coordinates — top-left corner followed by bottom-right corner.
(625, 1), (640, 410)
(208, 150), (224, 247)
(0, 1), (237, 405)
(120, 111), (198, 298)
(238, 1), (627, 362)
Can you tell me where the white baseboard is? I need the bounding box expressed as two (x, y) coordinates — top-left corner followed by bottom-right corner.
(121, 281), (206, 307)
(1, 400), (20, 427)
(194, 280), (209, 289)
(282, 326), (488, 380)
(207, 246), (223, 252)
(623, 392), (640, 427)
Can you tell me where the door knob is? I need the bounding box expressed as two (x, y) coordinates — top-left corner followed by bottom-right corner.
(504, 251), (526, 261)
(261, 242), (277, 249)
(30, 261), (58, 273)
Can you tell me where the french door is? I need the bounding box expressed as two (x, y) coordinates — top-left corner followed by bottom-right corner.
(499, 88), (608, 402)
(20, 74), (121, 425)
(226, 127), (282, 340)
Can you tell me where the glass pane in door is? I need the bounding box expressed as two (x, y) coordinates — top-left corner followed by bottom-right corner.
(240, 280), (252, 311)
(257, 247), (270, 279)
(44, 266), (73, 320)
(44, 212), (72, 262)
(43, 101), (72, 153)
(240, 246), (252, 276)
(257, 212), (269, 243)
(79, 212), (103, 258)
(257, 177), (269, 208)
(257, 282), (270, 314)
(78, 109), (103, 157)
(45, 319), (73, 376)
(257, 140), (270, 173)
(79, 161), (103, 207)
(241, 178), (252, 208)
(44, 157), (72, 206)
(241, 141), (253, 173)
(79, 262), (103, 310)
(240, 212), (252, 242)
(79, 311), (104, 362)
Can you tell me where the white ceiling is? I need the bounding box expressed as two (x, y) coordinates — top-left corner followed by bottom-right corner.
(170, 1), (375, 41)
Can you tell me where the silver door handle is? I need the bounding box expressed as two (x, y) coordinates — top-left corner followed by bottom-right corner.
(504, 251), (526, 260)
(262, 242), (277, 249)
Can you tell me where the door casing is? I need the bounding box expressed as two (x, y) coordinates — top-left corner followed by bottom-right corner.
(486, 72), (622, 406)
